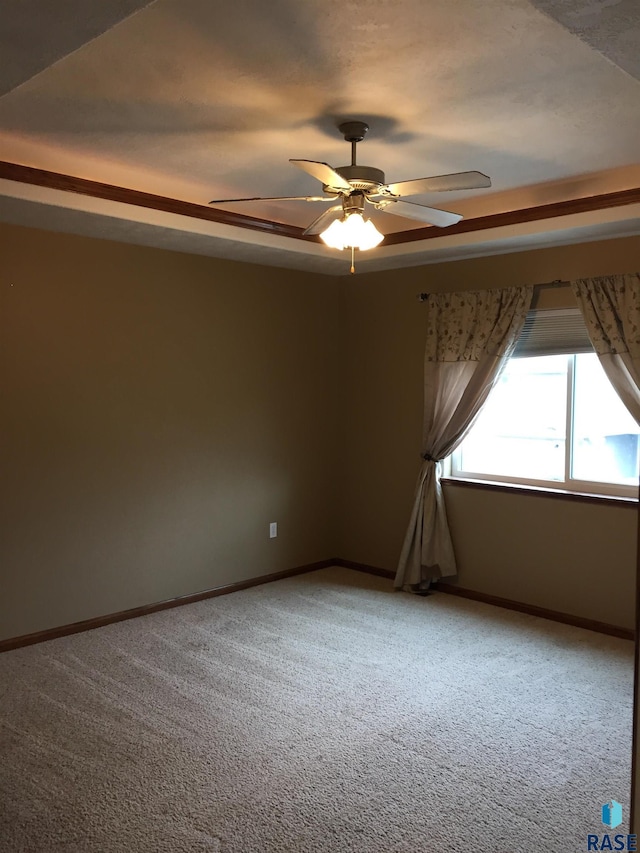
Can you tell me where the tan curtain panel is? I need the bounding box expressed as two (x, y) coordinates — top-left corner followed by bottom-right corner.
(571, 274), (640, 425)
(395, 285), (533, 591)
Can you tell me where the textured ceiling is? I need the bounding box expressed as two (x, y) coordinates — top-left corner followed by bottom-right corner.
(1, 0), (639, 274)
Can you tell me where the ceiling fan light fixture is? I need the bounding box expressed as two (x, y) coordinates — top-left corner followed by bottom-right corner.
(320, 212), (384, 251)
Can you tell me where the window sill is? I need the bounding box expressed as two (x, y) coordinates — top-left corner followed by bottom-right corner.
(440, 476), (639, 508)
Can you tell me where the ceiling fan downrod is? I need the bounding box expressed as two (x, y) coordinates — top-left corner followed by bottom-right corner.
(338, 121), (369, 167)
(333, 122), (385, 192)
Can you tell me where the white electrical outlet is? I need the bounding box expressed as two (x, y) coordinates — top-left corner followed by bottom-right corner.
(269, 522), (277, 539)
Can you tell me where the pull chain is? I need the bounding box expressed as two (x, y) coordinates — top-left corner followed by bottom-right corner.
(350, 246), (355, 274)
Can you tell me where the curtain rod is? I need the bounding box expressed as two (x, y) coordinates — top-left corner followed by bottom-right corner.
(416, 279), (571, 302)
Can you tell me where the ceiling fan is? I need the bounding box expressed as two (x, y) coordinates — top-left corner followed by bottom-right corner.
(209, 121), (491, 258)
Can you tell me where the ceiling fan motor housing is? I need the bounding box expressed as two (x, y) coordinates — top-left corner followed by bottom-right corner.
(327, 165), (386, 194)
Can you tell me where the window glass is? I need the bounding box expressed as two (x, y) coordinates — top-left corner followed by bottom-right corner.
(458, 355), (568, 481)
(571, 353), (640, 486)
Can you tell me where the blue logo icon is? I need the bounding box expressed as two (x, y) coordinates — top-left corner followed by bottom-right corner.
(588, 800), (635, 849)
(602, 801), (623, 830)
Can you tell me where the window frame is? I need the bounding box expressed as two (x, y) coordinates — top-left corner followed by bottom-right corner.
(449, 352), (639, 500)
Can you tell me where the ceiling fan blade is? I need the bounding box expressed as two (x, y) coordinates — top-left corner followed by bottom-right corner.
(303, 205), (343, 236)
(289, 159), (352, 192)
(209, 194), (333, 204)
(377, 199), (462, 228)
(380, 171), (491, 197)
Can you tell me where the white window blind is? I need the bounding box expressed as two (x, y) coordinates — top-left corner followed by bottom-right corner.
(512, 307), (594, 358)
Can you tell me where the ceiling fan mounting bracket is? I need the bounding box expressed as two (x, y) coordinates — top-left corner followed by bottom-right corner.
(338, 121), (369, 143)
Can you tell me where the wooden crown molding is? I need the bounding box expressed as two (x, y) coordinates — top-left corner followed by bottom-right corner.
(382, 185), (640, 244)
(1, 160), (640, 246)
(0, 160), (317, 242)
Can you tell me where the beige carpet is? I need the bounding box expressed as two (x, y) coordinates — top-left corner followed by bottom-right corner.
(0, 567), (634, 852)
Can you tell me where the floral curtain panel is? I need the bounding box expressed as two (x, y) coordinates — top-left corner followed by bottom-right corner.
(572, 273), (640, 425)
(395, 285), (533, 591)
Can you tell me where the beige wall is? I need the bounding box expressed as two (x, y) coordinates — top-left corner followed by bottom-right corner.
(0, 223), (340, 640)
(1, 223), (638, 640)
(337, 236), (640, 629)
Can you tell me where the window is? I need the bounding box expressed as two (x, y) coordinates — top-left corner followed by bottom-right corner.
(450, 309), (640, 498)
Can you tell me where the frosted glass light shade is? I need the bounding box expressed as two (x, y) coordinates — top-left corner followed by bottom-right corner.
(320, 213), (384, 251)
